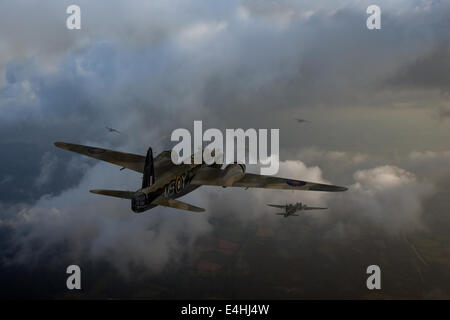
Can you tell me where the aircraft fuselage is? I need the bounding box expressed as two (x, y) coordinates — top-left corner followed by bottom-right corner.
(131, 163), (219, 213)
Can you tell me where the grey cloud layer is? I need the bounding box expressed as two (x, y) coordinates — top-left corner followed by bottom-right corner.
(0, 154), (439, 276)
(0, 0), (449, 288)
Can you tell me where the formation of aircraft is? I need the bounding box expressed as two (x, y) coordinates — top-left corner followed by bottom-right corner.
(267, 202), (327, 218)
(54, 142), (347, 213)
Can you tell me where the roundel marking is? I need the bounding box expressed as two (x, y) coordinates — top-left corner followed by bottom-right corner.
(88, 148), (106, 154)
(286, 180), (306, 187)
(175, 176), (183, 193)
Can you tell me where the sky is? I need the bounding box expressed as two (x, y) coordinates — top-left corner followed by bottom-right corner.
(1, 0), (450, 298)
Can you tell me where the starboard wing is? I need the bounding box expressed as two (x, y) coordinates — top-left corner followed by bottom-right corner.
(190, 167), (348, 192)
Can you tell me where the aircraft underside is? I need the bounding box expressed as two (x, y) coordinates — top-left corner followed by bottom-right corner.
(54, 141), (347, 213)
(131, 184), (201, 213)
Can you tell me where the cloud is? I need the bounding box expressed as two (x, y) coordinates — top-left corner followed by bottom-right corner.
(1, 163), (212, 278)
(0, 0), (450, 296)
(0, 149), (438, 294)
(437, 106), (450, 119)
(388, 45), (450, 93)
(0, 157), (329, 276)
(176, 21), (228, 45)
(341, 165), (434, 234)
(405, 150), (450, 179)
(34, 152), (59, 188)
(298, 148), (369, 167)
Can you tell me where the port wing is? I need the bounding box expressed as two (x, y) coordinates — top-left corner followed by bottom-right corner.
(267, 204), (287, 209)
(55, 142), (145, 173)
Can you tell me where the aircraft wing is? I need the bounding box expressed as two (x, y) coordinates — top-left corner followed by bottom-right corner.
(304, 206), (328, 210)
(267, 204), (287, 209)
(152, 197), (205, 212)
(54, 142), (146, 173)
(190, 167), (348, 192)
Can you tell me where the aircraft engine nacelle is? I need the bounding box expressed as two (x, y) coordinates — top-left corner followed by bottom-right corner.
(222, 163), (246, 186)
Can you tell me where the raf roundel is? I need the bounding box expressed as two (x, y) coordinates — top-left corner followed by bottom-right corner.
(286, 180), (306, 187)
(87, 147), (106, 154)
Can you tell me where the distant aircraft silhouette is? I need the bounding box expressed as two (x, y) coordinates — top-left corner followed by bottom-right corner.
(106, 126), (121, 134)
(268, 202), (327, 218)
(296, 118), (310, 123)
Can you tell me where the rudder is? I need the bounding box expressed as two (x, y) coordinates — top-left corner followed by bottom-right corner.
(142, 147), (155, 188)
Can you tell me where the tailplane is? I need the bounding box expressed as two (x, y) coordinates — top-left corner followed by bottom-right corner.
(90, 189), (136, 199)
(153, 197), (205, 212)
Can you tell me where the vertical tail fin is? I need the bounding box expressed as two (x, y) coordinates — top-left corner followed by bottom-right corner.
(142, 147), (155, 188)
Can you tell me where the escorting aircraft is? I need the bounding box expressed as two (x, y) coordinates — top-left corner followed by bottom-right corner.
(106, 126), (121, 134)
(54, 142), (347, 213)
(267, 202), (327, 218)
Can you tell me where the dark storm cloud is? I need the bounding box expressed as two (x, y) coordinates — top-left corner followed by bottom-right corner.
(388, 45), (450, 93)
(0, 0), (450, 289)
(2, 0), (449, 146)
(438, 107), (450, 119)
(0, 155), (435, 276)
(0, 163), (212, 276)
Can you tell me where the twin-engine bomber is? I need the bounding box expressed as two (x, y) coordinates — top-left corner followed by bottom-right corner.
(267, 202), (328, 218)
(54, 142), (348, 213)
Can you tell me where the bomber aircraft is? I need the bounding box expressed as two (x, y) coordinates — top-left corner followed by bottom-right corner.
(106, 126), (121, 134)
(54, 142), (347, 213)
(267, 202), (327, 218)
